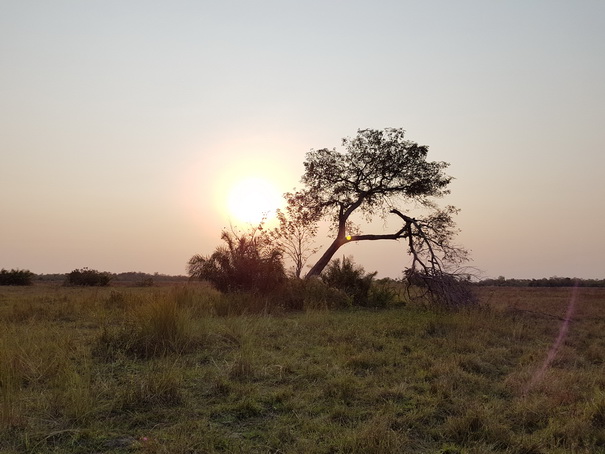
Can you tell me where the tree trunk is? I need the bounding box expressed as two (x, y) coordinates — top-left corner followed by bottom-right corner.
(305, 209), (413, 278)
(305, 236), (347, 278)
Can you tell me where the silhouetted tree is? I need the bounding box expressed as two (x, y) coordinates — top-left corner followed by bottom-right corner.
(188, 225), (286, 294)
(289, 128), (474, 306)
(0, 268), (35, 285)
(272, 194), (320, 278)
(65, 268), (112, 286)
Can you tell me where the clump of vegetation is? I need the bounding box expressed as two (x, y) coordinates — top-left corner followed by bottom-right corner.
(322, 256), (376, 306)
(321, 256), (401, 308)
(65, 268), (112, 286)
(0, 269), (34, 286)
(188, 226), (286, 294)
(369, 279), (404, 308)
(276, 277), (352, 310)
(189, 228), (401, 310)
(137, 276), (154, 287)
(95, 295), (200, 359)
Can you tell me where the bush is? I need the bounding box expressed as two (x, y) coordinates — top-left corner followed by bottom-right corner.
(0, 269), (35, 286)
(65, 268), (112, 287)
(188, 227), (286, 294)
(137, 277), (154, 287)
(322, 256), (378, 306)
(367, 281), (403, 308)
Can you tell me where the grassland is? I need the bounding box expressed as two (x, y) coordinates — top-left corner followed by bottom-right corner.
(0, 284), (604, 453)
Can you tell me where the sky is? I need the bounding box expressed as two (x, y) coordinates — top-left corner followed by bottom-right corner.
(1, 0), (604, 279)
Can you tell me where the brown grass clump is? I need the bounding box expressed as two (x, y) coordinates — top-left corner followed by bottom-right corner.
(95, 293), (203, 359)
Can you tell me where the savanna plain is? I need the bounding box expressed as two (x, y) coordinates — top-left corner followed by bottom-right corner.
(1, 284), (604, 453)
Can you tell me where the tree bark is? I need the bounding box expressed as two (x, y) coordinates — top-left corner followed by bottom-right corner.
(305, 236), (347, 278)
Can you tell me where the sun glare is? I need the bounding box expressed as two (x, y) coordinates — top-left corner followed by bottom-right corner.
(227, 177), (282, 225)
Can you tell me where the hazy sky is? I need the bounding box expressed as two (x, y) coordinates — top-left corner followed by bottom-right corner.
(2, 1), (604, 279)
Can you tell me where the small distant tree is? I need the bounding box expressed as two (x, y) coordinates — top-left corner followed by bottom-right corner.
(272, 193), (320, 278)
(0, 268), (35, 286)
(65, 268), (112, 286)
(188, 225), (286, 294)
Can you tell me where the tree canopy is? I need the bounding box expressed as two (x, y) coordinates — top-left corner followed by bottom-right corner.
(272, 196), (319, 278)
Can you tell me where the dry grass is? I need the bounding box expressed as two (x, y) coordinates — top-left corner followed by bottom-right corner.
(0, 284), (603, 453)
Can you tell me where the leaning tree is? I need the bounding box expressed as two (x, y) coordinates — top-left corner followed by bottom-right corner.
(288, 127), (474, 307)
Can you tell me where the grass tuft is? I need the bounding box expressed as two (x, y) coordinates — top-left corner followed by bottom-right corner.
(95, 294), (202, 359)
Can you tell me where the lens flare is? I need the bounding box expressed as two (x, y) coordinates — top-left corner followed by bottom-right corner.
(524, 282), (580, 394)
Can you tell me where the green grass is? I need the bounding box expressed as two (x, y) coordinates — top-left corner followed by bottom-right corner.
(0, 284), (604, 453)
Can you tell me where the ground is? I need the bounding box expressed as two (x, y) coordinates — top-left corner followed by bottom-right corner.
(0, 284), (604, 453)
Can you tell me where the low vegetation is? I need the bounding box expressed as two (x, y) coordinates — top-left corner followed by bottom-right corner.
(0, 269), (34, 286)
(1, 283), (604, 453)
(188, 228), (286, 294)
(64, 268), (113, 287)
(477, 276), (605, 287)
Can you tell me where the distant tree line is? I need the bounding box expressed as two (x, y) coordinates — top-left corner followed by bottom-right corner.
(27, 271), (189, 286)
(476, 276), (605, 288)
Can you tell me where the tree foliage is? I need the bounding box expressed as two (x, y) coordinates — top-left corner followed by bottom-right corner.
(272, 194), (320, 278)
(477, 276), (603, 287)
(322, 256), (376, 306)
(65, 268), (112, 286)
(320, 256), (402, 307)
(290, 127), (474, 307)
(0, 268), (35, 286)
(188, 226), (286, 294)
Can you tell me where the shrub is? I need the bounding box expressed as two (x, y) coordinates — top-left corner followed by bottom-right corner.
(367, 280), (403, 308)
(322, 256), (377, 306)
(188, 226), (286, 294)
(64, 268), (112, 287)
(0, 269), (34, 286)
(137, 277), (154, 287)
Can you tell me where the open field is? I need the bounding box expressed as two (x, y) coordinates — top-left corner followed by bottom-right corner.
(0, 284), (604, 453)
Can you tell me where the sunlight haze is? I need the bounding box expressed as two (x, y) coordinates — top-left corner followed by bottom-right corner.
(1, 1), (604, 279)
(227, 177), (283, 225)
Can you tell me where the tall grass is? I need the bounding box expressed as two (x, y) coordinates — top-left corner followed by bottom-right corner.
(0, 284), (603, 453)
(95, 291), (203, 359)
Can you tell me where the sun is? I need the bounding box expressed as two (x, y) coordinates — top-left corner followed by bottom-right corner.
(227, 177), (282, 225)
